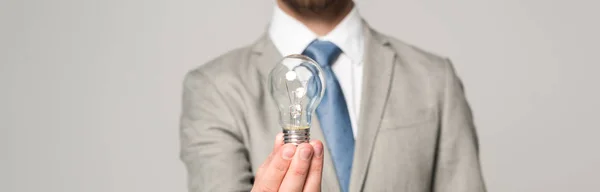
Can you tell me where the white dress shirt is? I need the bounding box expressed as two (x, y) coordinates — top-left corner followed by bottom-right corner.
(268, 5), (364, 138)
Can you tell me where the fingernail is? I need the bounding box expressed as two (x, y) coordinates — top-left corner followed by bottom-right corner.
(300, 147), (313, 160)
(313, 143), (323, 158)
(282, 145), (295, 160)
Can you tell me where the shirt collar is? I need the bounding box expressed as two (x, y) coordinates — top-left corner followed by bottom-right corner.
(268, 5), (364, 65)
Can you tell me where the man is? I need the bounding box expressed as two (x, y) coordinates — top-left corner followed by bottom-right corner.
(179, 0), (487, 191)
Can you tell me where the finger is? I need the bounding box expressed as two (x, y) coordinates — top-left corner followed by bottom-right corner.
(303, 140), (324, 192)
(258, 143), (296, 192)
(273, 132), (285, 151)
(279, 143), (314, 191)
(257, 133), (284, 177)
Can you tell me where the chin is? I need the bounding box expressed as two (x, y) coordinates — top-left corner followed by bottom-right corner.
(283, 0), (338, 11)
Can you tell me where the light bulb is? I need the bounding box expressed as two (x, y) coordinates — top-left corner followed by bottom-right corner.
(269, 54), (326, 145)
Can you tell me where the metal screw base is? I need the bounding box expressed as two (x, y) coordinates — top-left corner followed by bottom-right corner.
(283, 129), (310, 145)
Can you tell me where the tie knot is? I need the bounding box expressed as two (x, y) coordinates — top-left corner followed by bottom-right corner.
(302, 40), (342, 68)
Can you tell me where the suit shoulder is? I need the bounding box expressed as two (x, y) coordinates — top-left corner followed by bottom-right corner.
(374, 31), (460, 93)
(378, 33), (450, 69)
(184, 45), (254, 83)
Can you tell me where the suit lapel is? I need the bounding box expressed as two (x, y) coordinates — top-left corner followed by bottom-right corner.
(253, 34), (281, 86)
(252, 34), (342, 192)
(349, 25), (395, 192)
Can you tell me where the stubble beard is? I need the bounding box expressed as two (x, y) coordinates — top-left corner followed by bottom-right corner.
(282, 0), (339, 13)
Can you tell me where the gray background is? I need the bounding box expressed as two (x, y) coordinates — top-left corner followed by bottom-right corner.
(1, 0), (599, 191)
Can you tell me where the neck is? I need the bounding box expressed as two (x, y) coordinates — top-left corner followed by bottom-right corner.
(277, 1), (354, 36)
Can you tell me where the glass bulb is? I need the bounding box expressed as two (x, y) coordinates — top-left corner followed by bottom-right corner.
(268, 54), (326, 145)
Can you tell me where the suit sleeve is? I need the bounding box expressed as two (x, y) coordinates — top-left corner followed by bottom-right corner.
(433, 58), (487, 192)
(179, 69), (253, 192)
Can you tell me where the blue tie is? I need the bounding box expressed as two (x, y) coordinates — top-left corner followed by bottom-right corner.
(303, 40), (355, 192)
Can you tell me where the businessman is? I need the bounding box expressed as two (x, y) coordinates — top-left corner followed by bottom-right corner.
(179, 0), (487, 191)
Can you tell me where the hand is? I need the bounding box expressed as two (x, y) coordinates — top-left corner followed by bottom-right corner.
(252, 133), (324, 192)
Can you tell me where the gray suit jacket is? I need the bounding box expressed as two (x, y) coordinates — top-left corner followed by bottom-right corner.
(179, 23), (487, 192)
